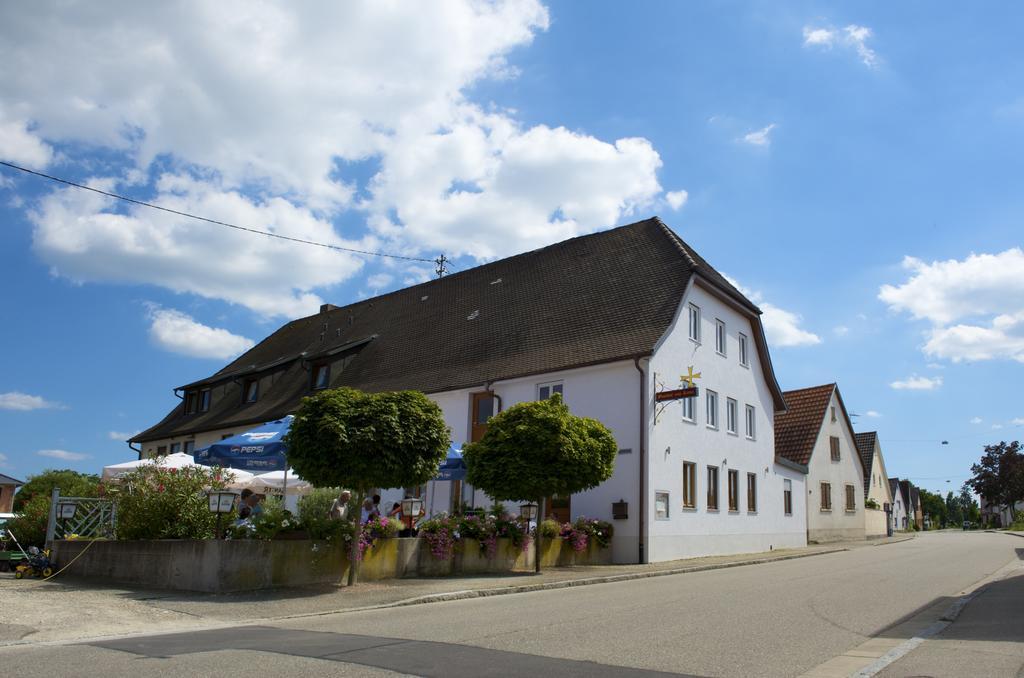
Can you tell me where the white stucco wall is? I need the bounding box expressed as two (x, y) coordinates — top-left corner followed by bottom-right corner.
(140, 426), (243, 460)
(415, 360), (643, 564)
(646, 282), (807, 561)
(864, 443), (892, 538)
(806, 391), (866, 542)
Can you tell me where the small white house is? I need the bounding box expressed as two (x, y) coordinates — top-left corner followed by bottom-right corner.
(133, 217), (808, 563)
(888, 478), (909, 532)
(854, 431), (892, 538)
(775, 384), (866, 543)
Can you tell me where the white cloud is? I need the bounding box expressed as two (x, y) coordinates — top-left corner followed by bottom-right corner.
(879, 249), (1024, 363)
(803, 24), (879, 68)
(927, 362), (945, 369)
(665, 190), (689, 210)
(723, 275), (821, 347)
(992, 423), (1004, 430)
(970, 417), (983, 424)
(741, 123), (776, 147)
(833, 325), (849, 337)
(864, 410), (882, 418)
(0, 452), (9, 468)
(0, 112), (53, 168)
(147, 306), (255, 359)
(0, 391), (64, 411)
(3, 2), (674, 314)
(890, 375), (942, 391)
(37, 449), (90, 461)
(1011, 417), (1024, 426)
(108, 430), (140, 441)
(366, 273), (394, 290)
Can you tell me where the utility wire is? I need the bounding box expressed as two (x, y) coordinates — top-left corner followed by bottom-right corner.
(0, 159), (439, 264)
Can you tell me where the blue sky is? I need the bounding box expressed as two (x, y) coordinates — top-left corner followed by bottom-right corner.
(1, 1), (1022, 497)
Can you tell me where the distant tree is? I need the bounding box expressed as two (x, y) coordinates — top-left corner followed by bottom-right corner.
(463, 393), (617, 570)
(966, 441), (1024, 524)
(285, 387), (450, 584)
(959, 484), (981, 524)
(945, 491), (963, 526)
(6, 469), (100, 546)
(918, 489), (947, 528)
(12, 469), (100, 512)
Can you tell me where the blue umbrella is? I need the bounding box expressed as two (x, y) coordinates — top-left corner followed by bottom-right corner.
(194, 416), (292, 472)
(435, 444), (467, 481)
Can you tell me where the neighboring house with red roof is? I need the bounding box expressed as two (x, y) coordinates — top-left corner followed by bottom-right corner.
(854, 432), (893, 538)
(775, 384), (866, 542)
(132, 217), (807, 563)
(0, 473), (23, 514)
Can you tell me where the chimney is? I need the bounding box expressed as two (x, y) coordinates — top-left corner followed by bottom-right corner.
(320, 303), (339, 314)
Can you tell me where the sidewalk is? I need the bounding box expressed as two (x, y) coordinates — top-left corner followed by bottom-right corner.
(0, 535), (911, 647)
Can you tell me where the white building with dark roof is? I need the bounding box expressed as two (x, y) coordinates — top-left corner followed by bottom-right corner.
(133, 217), (807, 563)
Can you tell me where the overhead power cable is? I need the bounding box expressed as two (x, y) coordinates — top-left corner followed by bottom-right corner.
(0, 159), (439, 265)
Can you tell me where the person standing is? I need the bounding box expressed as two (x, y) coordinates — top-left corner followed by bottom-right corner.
(329, 490), (352, 520)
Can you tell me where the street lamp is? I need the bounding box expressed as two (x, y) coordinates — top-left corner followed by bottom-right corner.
(207, 489), (239, 539)
(520, 503), (540, 572)
(401, 496), (424, 534)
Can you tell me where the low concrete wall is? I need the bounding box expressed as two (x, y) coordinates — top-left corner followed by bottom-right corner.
(864, 508), (888, 539)
(53, 536), (614, 592)
(52, 539), (346, 593)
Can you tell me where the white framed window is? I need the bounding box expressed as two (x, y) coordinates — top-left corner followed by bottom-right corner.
(745, 405), (756, 440)
(169, 442), (181, 454)
(784, 479), (792, 515)
(183, 440), (194, 455)
(738, 332), (749, 367)
(537, 382), (564, 400)
(726, 398), (738, 434)
(707, 466), (719, 510)
(682, 462), (696, 508)
(706, 390), (719, 429)
(655, 491), (670, 520)
(715, 319), (726, 356)
(747, 473), (757, 512)
(681, 394), (695, 422)
(688, 303), (701, 343)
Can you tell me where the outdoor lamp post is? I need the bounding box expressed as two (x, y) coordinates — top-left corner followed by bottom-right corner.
(207, 490), (239, 539)
(520, 503), (540, 573)
(401, 496), (424, 533)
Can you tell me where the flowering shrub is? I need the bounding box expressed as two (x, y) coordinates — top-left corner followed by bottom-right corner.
(297, 487), (353, 543)
(560, 521), (589, 552)
(418, 510), (531, 560)
(355, 516), (402, 559)
(418, 514), (460, 560)
(538, 519), (560, 539)
(557, 517), (614, 552)
(110, 461), (234, 540)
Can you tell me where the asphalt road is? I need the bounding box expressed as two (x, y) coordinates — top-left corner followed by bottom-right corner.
(2, 531), (1020, 677)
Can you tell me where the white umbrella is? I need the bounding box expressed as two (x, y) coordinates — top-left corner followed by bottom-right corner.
(102, 453), (255, 488)
(248, 469), (311, 495)
(102, 452), (200, 481)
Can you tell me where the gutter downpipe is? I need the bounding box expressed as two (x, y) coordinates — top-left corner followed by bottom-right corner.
(128, 441), (143, 461)
(633, 356), (647, 565)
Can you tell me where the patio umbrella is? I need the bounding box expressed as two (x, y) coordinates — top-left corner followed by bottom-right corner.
(248, 469), (311, 495)
(102, 452), (200, 481)
(193, 416), (292, 472)
(194, 416), (294, 498)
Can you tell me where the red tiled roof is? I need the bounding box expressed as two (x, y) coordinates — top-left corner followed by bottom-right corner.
(774, 384), (836, 466)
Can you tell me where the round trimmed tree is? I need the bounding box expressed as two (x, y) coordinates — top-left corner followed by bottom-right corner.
(462, 393), (617, 569)
(285, 387), (450, 584)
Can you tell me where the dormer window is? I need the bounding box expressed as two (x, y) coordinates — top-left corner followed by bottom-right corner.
(184, 391), (198, 414)
(313, 363), (330, 390)
(199, 389), (211, 412)
(244, 379), (259, 403)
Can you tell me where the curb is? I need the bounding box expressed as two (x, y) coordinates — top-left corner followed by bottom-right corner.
(271, 546), (850, 621)
(873, 535), (915, 546)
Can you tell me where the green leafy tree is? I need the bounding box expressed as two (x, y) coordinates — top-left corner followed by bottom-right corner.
(945, 491), (963, 526)
(919, 489), (947, 528)
(959, 484), (981, 524)
(966, 441), (1024, 525)
(463, 393), (617, 570)
(6, 469), (101, 546)
(111, 462), (234, 540)
(12, 469), (100, 512)
(285, 387), (450, 584)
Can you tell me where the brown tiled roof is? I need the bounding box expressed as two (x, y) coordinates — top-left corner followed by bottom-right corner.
(774, 384), (836, 466)
(854, 431), (877, 498)
(134, 217), (786, 443)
